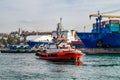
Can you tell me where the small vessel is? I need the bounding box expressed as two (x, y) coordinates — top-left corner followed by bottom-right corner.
(35, 18), (83, 61)
(36, 48), (83, 61)
(35, 36), (83, 61)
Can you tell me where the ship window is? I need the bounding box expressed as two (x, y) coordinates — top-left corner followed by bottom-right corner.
(112, 31), (119, 33)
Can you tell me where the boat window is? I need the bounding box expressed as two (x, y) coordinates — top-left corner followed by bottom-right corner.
(48, 53), (58, 56)
(39, 54), (46, 57)
(65, 53), (74, 55)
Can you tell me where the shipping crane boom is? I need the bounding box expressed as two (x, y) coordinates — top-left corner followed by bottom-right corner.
(89, 10), (120, 33)
(89, 14), (120, 19)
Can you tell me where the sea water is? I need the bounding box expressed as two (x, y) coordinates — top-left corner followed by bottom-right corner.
(0, 53), (120, 80)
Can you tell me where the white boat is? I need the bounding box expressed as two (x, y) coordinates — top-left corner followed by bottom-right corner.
(26, 34), (53, 47)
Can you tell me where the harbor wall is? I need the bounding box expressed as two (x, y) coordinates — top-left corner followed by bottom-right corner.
(79, 48), (120, 54)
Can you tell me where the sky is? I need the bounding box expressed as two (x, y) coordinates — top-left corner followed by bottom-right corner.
(0, 0), (120, 33)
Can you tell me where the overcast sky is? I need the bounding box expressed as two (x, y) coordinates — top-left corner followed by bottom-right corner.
(0, 0), (120, 33)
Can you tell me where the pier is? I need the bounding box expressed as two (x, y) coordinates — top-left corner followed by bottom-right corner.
(0, 49), (38, 53)
(80, 48), (120, 54)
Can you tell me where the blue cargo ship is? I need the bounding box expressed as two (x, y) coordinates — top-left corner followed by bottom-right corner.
(76, 14), (120, 48)
(76, 32), (120, 48)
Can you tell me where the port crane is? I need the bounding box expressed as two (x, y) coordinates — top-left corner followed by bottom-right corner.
(89, 10), (120, 19)
(89, 14), (120, 19)
(89, 10), (120, 33)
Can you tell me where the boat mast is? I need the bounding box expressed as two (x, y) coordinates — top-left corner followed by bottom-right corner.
(57, 18), (62, 38)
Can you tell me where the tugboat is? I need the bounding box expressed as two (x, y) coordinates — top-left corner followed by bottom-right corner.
(36, 47), (83, 61)
(35, 18), (83, 61)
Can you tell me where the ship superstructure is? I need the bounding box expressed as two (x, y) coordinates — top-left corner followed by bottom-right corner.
(77, 11), (120, 48)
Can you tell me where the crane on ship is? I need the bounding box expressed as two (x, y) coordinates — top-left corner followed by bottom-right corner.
(89, 9), (120, 19)
(89, 10), (120, 32)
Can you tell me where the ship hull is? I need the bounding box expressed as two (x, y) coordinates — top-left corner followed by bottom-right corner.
(76, 32), (120, 48)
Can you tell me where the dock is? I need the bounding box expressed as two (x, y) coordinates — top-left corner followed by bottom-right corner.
(79, 48), (120, 54)
(0, 49), (38, 53)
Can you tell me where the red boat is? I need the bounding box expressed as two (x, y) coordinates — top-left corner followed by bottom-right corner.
(36, 49), (83, 61)
(35, 19), (83, 61)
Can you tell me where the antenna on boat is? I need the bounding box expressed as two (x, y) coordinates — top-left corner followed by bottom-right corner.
(60, 17), (63, 31)
(57, 17), (63, 38)
(98, 11), (100, 15)
(60, 17), (62, 25)
(84, 26), (86, 32)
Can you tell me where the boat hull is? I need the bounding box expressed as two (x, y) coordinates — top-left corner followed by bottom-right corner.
(76, 32), (120, 48)
(36, 49), (83, 61)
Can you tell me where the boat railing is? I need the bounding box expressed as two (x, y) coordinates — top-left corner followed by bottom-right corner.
(46, 47), (75, 53)
(46, 48), (62, 53)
